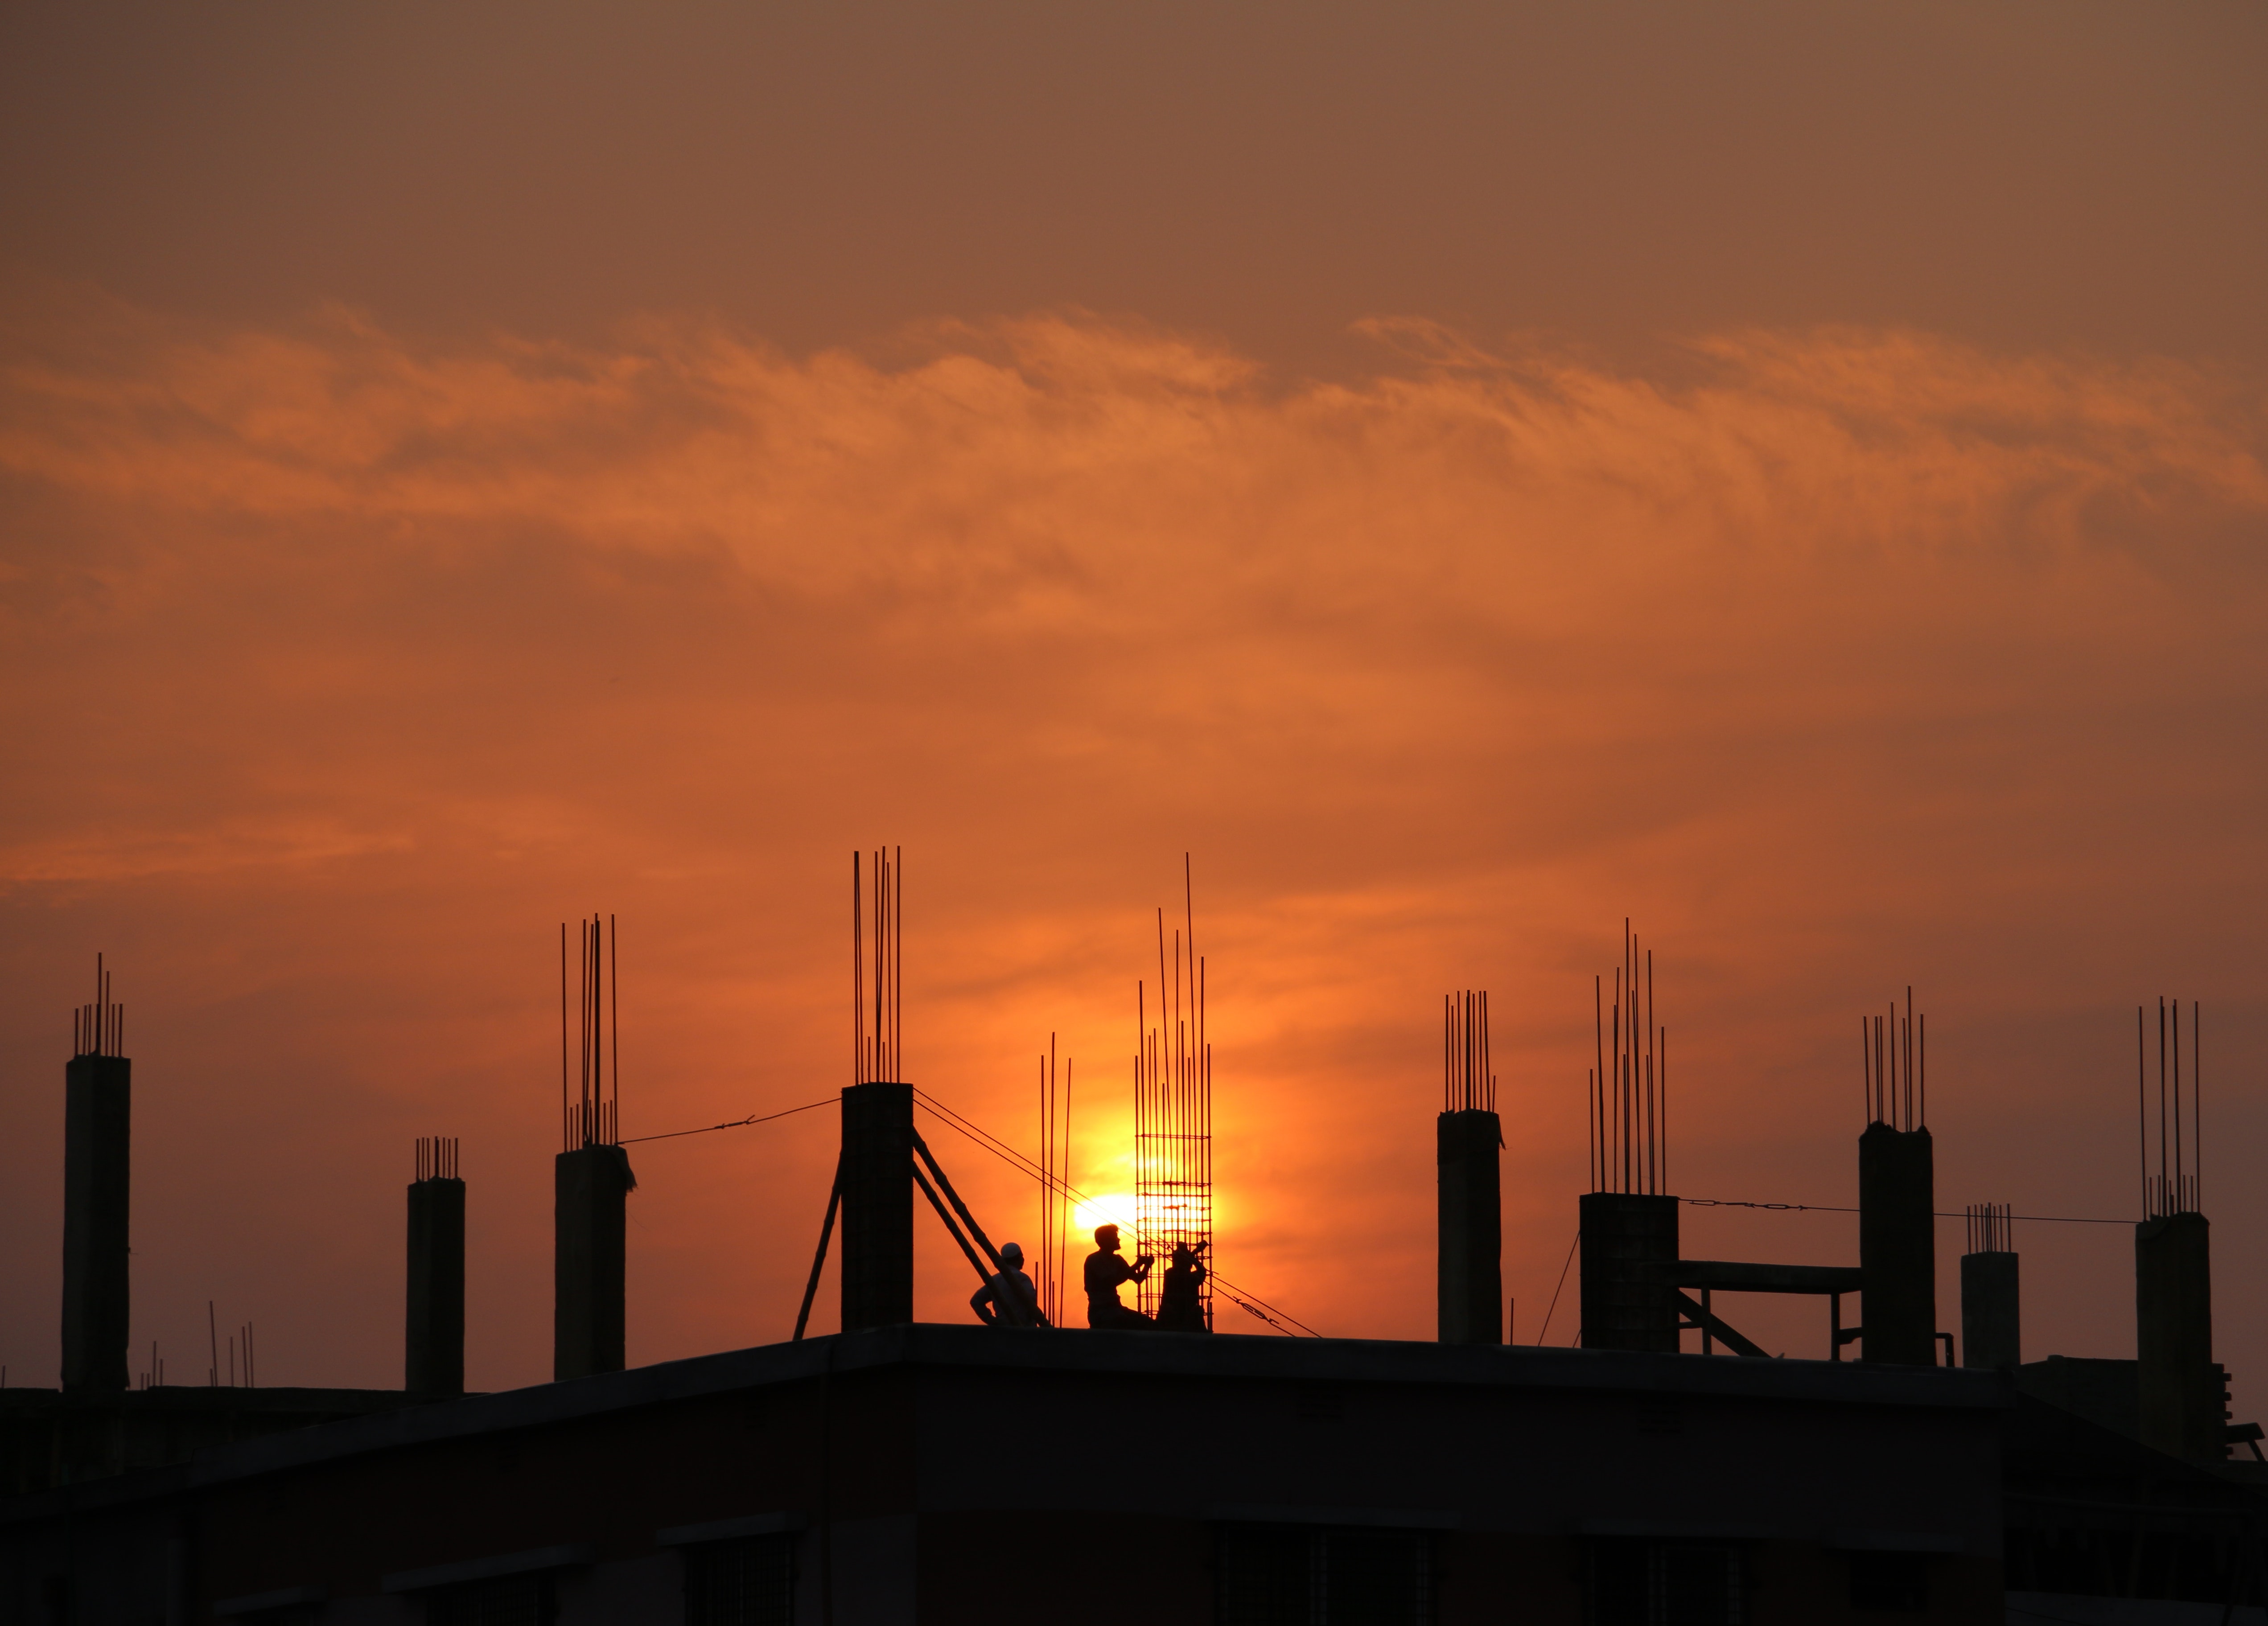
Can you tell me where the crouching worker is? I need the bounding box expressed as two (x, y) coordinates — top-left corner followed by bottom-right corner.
(1084, 1224), (1156, 1330)
(970, 1241), (1047, 1327)
(1154, 1240), (1210, 1332)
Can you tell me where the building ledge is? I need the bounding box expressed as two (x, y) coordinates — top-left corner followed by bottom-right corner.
(1, 1323), (2010, 1521)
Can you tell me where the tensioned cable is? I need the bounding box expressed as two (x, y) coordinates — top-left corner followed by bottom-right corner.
(616, 1117), (2141, 1232)
(912, 1089), (1322, 1339)
(620, 1098), (835, 1145)
(1533, 1229), (1580, 1348)
(1683, 1197), (2128, 1225)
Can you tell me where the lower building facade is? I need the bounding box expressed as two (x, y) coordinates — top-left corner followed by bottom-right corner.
(1, 1326), (2009, 1625)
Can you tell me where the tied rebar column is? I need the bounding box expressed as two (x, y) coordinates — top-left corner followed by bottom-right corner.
(1135, 859), (1213, 1328)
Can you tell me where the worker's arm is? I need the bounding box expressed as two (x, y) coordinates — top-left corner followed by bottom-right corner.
(969, 1281), (999, 1325)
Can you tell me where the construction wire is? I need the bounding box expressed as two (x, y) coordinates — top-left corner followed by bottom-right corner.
(1685, 1196), (2129, 1225)
(620, 1098), (836, 1145)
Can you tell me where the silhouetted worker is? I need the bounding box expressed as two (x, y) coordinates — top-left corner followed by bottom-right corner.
(1154, 1240), (1210, 1332)
(1083, 1224), (1155, 1330)
(970, 1241), (1045, 1328)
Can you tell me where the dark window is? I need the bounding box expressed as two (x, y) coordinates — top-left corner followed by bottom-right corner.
(426, 1575), (550, 1626)
(685, 1534), (795, 1626)
(1588, 1539), (1745, 1626)
(1847, 1551), (1929, 1612)
(1217, 1525), (1431, 1626)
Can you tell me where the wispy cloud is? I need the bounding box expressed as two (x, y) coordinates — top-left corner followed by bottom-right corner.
(2, 290), (2263, 1384)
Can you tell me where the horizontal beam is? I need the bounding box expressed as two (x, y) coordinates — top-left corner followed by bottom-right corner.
(1646, 1260), (1864, 1296)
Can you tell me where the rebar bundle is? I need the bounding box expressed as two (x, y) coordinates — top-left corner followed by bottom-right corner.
(853, 848), (903, 1084)
(1861, 988), (1925, 1131)
(1444, 990), (1495, 1114)
(1037, 1035), (1071, 1327)
(1589, 920), (1667, 1195)
(2140, 998), (2202, 1220)
(1965, 1201), (2013, 1255)
(71, 953), (123, 1059)
(561, 915), (620, 1150)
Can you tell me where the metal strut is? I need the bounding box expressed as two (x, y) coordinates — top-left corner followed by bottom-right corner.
(792, 1157), (844, 1342)
(914, 1162), (994, 1290)
(794, 1140), (1054, 1338)
(914, 1131), (1050, 1327)
(1673, 1291), (1771, 1359)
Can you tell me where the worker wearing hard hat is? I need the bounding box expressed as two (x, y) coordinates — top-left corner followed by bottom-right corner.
(970, 1241), (1046, 1328)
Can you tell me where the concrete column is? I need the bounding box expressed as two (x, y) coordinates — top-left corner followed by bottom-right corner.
(1959, 1250), (2019, 1371)
(1860, 1123), (1936, 1365)
(1437, 1109), (1502, 1344)
(406, 1174), (466, 1396)
(62, 1053), (131, 1393)
(554, 1144), (634, 1380)
(1578, 1191), (1679, 1352)
(840, 1082), (914, 1333)
(2136, 1211), (2219, 1460)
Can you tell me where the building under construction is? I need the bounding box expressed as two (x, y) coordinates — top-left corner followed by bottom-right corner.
(2, 915), (2263, 1625)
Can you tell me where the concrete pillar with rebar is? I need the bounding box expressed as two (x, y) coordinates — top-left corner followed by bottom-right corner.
(407, 1142), (466, 1396)
(841, 1081), (915, 1332)
(1859, 1123), (1937, 1365)
(554, 1143), (634, 1380)
(1437, 1108), (1502, 1345)
(2136, 1210), (2219, 1460)
(1959, 1251), (2019, 1371)
(62, 1050), (132, 1393)
(1578, 1191), (1679, 1352)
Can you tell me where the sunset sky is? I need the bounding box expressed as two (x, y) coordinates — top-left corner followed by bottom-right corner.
(4, 2), (2266, 1400)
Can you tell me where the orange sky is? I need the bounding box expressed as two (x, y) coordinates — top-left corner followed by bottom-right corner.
(3, 2), (2266, 1400)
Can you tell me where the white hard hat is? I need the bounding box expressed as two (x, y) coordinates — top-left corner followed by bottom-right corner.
(999, 1242), (1024, 1267)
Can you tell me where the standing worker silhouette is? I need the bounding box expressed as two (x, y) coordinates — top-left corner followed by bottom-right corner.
(1154, 1240), (1210, 1332)
(1083, 1224), (1156, 1330)
(970, 1242), (1046, 1328)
